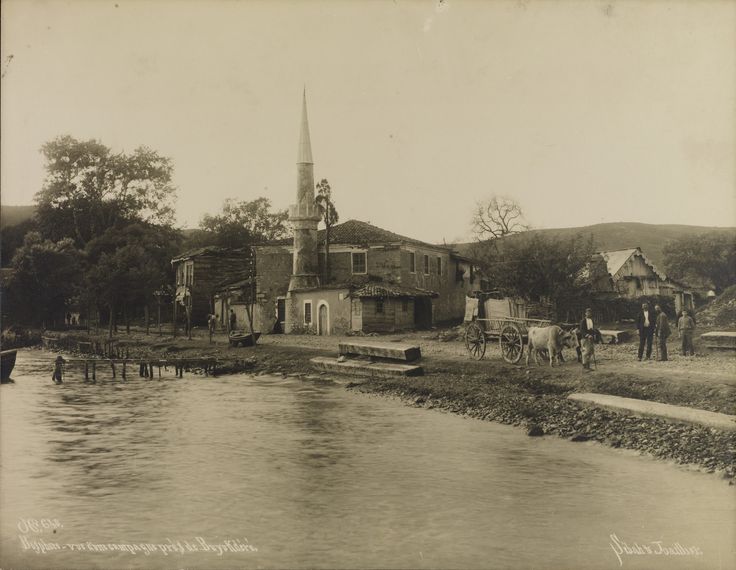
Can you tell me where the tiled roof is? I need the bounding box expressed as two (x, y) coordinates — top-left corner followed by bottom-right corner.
(351, 282), (438, 298)
(271, 219), (452, 251)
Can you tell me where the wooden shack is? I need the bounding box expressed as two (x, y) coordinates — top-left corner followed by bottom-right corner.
(171, 246), (254, 325)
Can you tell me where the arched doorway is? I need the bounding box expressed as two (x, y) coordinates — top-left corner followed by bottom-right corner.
(318, 302), (329, 335)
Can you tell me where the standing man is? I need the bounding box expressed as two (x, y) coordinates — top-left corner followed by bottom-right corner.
(579, 308), (598, 371)
(678, 309), (696, 356)
(654, 305), (670, 361)
(229, 309), (237, 333)
(207, 313), (217, 344)
(636, 302), (655, 361)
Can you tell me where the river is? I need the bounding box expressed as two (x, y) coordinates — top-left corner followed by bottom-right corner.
(1, 350), (733, 569)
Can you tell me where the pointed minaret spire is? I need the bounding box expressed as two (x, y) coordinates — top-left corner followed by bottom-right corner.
(297, 88), (313, 164)
(288, 88), (321, 295)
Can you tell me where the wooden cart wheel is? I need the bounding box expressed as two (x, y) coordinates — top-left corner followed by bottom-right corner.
(499, 323), (524, 364)
(464, 321), (487, 360)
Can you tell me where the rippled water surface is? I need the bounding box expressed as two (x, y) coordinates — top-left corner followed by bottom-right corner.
(1, 350), (734, 569)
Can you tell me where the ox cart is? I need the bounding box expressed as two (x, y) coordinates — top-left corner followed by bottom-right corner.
(463, 294), (551, 363)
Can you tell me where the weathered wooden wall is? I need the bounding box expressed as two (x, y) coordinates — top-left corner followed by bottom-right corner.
(174, 249), (254, 325)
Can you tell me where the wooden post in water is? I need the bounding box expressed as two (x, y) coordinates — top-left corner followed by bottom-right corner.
(84, 361), (89, 382)
(173, 297), (178, 338)
(111, 361), (116, 379)
(92, 361), (96, 382)
(122, 361), (127, 380)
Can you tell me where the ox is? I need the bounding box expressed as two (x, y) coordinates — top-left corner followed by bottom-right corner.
(526, 325), (579, 367)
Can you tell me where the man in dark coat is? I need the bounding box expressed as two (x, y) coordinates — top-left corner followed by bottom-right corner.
(636, 302), (655, 361)
(654, 304), (671, 361)
(579, 308), (601, 371)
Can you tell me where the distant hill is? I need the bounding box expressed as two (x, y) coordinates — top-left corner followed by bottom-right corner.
(453, 222), (736, 270)
(0, 205), (35, 228)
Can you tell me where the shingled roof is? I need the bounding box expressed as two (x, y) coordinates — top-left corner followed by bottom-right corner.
(171, 246), (252, 263)
(599, 247), (667, 280)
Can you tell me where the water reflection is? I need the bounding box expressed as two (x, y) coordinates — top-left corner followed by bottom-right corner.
(1, 350), (734, 570)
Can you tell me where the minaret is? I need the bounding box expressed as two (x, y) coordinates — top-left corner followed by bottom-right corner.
(288, 89), (321, 291)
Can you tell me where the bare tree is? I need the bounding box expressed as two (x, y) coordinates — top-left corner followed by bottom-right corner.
(472, 196), (529, 240)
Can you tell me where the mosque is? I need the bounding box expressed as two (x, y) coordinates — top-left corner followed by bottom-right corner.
(176, 92), (480, 335)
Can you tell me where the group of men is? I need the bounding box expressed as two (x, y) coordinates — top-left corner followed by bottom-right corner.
(576, 302), (697, 371)
(635, 302), (696, 361)
(204, 310), (239, 342)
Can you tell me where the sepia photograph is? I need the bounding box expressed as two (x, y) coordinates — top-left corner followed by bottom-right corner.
(1, 1), (734, 569)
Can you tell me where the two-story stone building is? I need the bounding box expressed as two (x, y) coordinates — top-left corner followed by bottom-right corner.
(243, 219), (477, 334)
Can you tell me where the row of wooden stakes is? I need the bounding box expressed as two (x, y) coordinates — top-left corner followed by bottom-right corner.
(54, 357), (219, 382)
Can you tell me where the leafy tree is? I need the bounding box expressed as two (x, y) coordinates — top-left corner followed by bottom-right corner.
(472, 195), (529, 240)
(663, 232), (736, 293)
(35, 136), (176, 247)
(85, 224), (180, 336)
(315, 179), (339, 281)
(6, 232), (83, 327)
(1, 218), (38, 267)
(474, 233), (595, 307)
(197, 197), (288, 248)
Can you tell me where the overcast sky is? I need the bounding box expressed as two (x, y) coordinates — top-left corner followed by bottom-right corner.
(1, 0), (734, 243)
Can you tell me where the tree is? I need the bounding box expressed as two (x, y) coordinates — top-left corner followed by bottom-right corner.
(472, 196), (529, 240)
(1, 218), (38, 267)
(85, 224), (180, 337)
(315, 179), (339, 282)
(663, 232), (736, 293)
(35, 136), (176, 247)
(197, 197), (289, 248)
(475, 233), (595, 307)
(7, 232), (83, 327)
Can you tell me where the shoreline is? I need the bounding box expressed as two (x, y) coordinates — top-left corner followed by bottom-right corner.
(26, 328), (736, 481)
(346, 378), (735, 482)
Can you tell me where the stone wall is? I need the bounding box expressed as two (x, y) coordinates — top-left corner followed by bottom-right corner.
(319, 244), (472, 324)
(288, 288), (352, 335)
(396, 247), (470, 323)
(253, 246), (292, 333)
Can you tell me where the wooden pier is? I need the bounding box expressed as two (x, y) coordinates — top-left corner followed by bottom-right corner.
(42, 336), (133, 359)
(54, 357), (218, 382)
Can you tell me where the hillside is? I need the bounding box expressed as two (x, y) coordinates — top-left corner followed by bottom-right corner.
(453, 222), (736, 270)
(0, 204), (35, 228)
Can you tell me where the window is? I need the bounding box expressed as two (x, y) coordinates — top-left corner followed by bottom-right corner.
(408, 252), (416, 273)
(352, 252), (367, 274)
(456, 262), (465, 283)
(423, 254), (429, 275)
(401, 299), (408, 312)
(437, 256), (442, 276)
(376, 299), (384, 313)
(304, 302), (312, 325)
(184, 262), (194, 286)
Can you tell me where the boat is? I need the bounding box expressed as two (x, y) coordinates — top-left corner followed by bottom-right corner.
(1, 349), (17, 382)
(228, 331), (261, 347)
